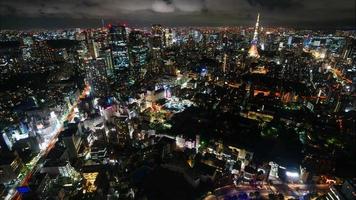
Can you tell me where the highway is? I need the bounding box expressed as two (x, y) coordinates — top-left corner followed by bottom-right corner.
(7, 84), (90, 200)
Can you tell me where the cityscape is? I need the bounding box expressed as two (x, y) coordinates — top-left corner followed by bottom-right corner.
(0, 0), (355, 200)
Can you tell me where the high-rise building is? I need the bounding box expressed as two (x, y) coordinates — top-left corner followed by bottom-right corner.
(248, 13), (260, 58)
(150, 24), (164, 72)
(342, 38), (356, 63)
(109, 25), (130, 71)
(103, 49), (114, 76)
(0, 151), (23, 183)
(152, 24), (164, 48)
(325, 179), (356, 200)
(129, 30), (149, 67)
(164, 28), (174, 47)
(287, 36), (293, 47)
(87, 58), (110, 97)
(88, 40), (99, 59)
(59, 125), (82, 159)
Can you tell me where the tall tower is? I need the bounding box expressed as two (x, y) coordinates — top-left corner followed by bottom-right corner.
(252, 13), (260, 43)
(248, 13), (260, 58)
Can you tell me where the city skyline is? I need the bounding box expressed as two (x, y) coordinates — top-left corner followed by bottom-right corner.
(0, 1), (355, 200)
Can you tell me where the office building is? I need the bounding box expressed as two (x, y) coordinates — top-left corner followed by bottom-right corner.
(109, 25), (130, 71)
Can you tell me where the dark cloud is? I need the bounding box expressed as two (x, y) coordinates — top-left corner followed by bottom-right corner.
(162, 0), (173, 4)
(0, 0), (354, 28)
(81, 1), (100, 8)
(246, 0), (302, 9)
(39, 9), (45, 15)
(4, 5), (18, 14)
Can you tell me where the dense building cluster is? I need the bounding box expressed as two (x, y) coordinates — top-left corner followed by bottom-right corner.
(0, 14), (355, 200)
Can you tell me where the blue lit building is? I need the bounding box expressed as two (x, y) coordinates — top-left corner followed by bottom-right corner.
(109, 25), (130, 71)
(129, 30), (149, 67)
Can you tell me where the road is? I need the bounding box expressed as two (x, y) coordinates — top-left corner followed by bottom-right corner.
(7, 84), (90, 200)
(329, 67), (352, 85)
(214, 184), (272, 199)
(214, 183), (330, 199)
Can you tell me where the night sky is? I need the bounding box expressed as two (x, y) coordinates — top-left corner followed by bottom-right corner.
(0, 0), (355, 29)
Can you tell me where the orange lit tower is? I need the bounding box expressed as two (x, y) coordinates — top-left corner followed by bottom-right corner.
(248, 13), (260, 58)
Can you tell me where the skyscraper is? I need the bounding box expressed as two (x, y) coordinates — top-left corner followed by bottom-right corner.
(88, 39), (99, 59)
(164, 28), (174, 47)
(150, 24), (164, 72)
(109, 25), (130, 72)
(129, 30), (148, 67)
(87, 58), (110, 97)
(152, 24), (164, 49)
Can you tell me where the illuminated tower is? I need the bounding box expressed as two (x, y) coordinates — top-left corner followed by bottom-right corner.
(248, 13), (260, 58)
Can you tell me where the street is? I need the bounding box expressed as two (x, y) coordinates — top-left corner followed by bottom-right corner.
(6, 84), (90, 200)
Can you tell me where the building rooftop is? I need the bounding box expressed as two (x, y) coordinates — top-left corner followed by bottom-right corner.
(45, 143), (67, 161)
(60, 125), (78, 138)
(0, 151), (18, 165)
